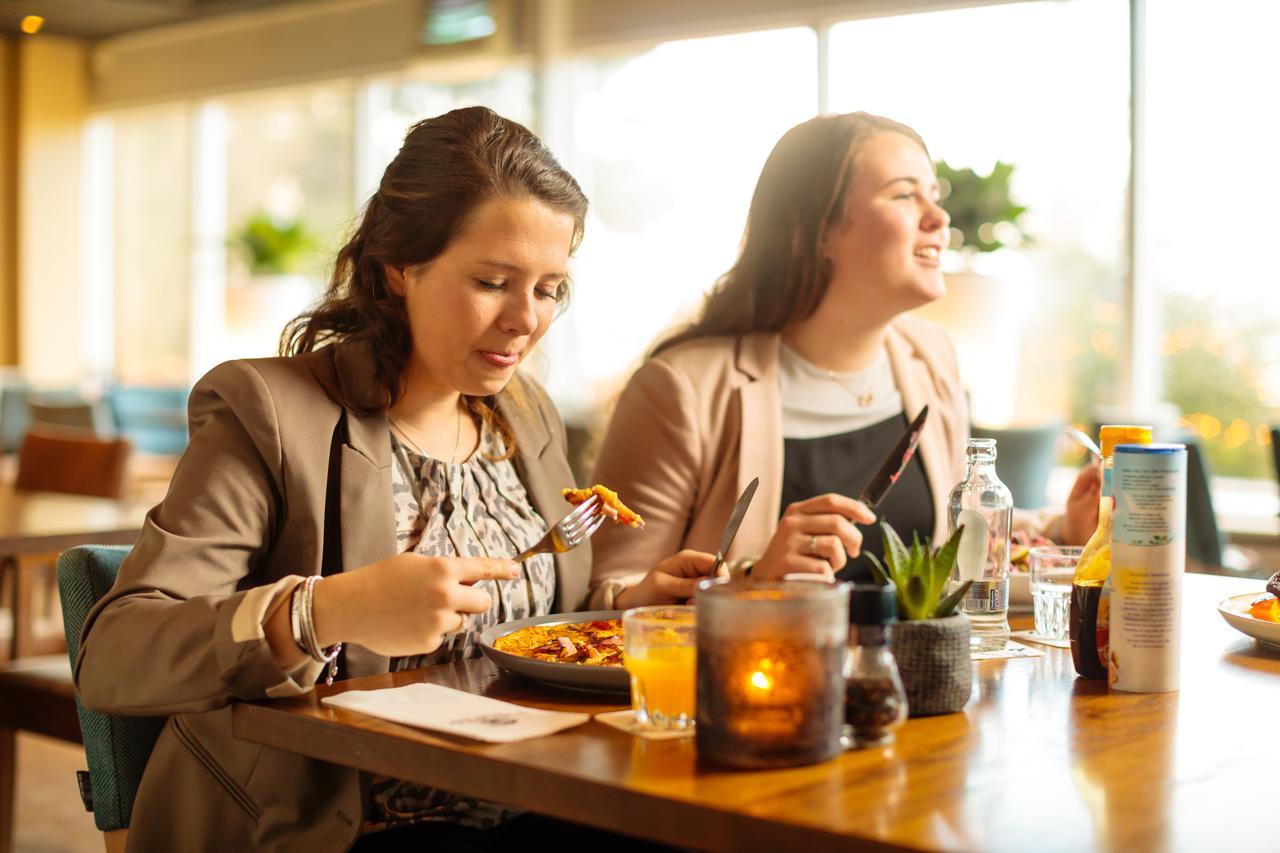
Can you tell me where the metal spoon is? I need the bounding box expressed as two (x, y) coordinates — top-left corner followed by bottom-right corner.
(1063, 428), (1103, 463)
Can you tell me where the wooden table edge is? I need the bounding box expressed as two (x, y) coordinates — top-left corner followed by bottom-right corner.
(232, 701), (915, 853)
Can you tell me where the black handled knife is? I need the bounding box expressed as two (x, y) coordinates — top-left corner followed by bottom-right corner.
(857, 405), (929, 510)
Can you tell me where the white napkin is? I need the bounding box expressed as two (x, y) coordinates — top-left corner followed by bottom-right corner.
(594, 709), (695, 740)
(322, 683), (590, 744)
(970, 640), (1044, 660)
(1010, 629), (1071, 649)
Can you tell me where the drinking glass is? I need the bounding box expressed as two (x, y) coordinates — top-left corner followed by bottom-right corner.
(1030, 546), (1082, 641)
(622, 605), (696, 730)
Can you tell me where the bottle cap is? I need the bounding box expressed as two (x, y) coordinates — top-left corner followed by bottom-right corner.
(1099, 425), (1152, 457)
(849, 583), (898, 626)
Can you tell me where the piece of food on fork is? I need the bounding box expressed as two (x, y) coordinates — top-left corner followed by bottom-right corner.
(562, 484), (645, 529)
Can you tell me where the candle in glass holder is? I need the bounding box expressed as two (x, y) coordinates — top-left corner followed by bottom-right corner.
(695, 579), (849, 768)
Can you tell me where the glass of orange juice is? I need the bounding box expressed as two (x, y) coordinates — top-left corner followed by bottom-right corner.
(622, 605), (696, 731)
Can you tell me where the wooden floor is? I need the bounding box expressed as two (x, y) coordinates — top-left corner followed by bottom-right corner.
(11, 733), (99, 852)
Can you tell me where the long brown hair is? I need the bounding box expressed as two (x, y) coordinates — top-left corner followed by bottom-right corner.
(284, 106), (588, 458)
(653, 112), (927, 356)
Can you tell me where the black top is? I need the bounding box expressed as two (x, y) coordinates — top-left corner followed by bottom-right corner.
(781, 412), (935, 583)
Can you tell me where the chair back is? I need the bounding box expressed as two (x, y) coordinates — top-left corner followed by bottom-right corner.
(0, 378), (31, 453)
(1271, 427), (1280, 512)
(970, 422), (1063, 509)
(1181, 436), (1225, 569)
(29, 396), (114, 435)
(16, 428), (132, 499)
(108, 385), (189, 455)
(57, 546), (164, 834)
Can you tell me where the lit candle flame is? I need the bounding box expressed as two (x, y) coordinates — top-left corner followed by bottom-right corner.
(749, 670), (772, 691)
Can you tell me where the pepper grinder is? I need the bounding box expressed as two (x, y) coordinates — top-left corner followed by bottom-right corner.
(844, 583), (908, 748)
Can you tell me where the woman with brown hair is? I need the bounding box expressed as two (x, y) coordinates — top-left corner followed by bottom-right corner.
(588, 111), (1099, 602)
(74, 106), (703, 851)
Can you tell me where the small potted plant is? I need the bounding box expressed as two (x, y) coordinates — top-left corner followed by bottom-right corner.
(867, 523), (973, 717)
(229, 212), (318, 278)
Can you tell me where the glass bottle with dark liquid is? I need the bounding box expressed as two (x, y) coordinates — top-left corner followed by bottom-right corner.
(1069, 425), (1151, 679)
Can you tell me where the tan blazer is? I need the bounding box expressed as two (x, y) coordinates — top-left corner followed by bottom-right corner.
(588, 316), (972, 600)
(74, 341), (589, 851)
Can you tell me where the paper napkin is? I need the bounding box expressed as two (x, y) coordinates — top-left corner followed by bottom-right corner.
(1010, 629), (1071, 649)
(321, 683), (590, 743)
(970, 640), (1044, 660)
(594, 709), (695, 740)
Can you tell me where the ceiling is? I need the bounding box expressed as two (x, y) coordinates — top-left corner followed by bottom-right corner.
(0, 0), (305, 40)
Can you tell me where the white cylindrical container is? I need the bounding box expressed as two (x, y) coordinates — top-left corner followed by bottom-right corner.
(1107, 444), (1187, 693)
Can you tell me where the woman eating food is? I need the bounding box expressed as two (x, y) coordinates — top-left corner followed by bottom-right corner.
(74, 107), (709, 851)
(588, 111), (1100, 601)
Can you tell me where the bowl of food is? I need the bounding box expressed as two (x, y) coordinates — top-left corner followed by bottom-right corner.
(1217, 571), (1280, 649)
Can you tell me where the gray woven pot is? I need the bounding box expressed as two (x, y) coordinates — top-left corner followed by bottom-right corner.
(892, 614), (972, 717)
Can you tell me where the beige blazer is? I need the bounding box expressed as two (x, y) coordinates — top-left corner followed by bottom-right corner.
(74, 341), (589, 851)
(588, 316), (972, 600)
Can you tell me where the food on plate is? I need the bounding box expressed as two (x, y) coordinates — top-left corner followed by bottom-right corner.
(1009, 530), (1053, 572)
(1246, 571), (1280, 623)
(494, 619), (625, 666)
(562, 484), (645, 528)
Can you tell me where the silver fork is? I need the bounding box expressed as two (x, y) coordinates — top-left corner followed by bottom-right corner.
(513, 494), (605, 562)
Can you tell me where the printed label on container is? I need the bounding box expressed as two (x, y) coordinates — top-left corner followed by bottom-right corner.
(1108, 446), (1186, 694)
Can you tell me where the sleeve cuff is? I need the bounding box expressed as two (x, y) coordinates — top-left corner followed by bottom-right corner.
(223, 575), (324, 698)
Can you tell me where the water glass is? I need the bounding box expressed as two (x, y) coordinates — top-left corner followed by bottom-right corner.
(622, 605), (696, 731)
(1030, 546), (1082, 641)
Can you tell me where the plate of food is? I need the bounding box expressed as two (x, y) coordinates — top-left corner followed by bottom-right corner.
(1007, 531), (1053, 612)
(479, 610), (629, 693)
(1217, 571), (1280, 649)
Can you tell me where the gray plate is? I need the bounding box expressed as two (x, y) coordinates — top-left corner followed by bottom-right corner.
(478, 610), (629, 694)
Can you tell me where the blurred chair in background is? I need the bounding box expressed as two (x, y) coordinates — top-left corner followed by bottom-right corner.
(0, 376), (31, 454)
(15, 429), (132, 501)
(970, 422), (1064, 509)
(4, 430), (134, 661)
(108, 385), (188, 455)
(28, 395), (114, 436)
(1176, 432), (1225, 571)
(1271, 427), (1279, 514)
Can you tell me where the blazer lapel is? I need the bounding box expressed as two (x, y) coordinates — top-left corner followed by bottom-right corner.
(330, 343), (395, 678)
(885, 327), (950, 546)
(732, 334), (783, 561)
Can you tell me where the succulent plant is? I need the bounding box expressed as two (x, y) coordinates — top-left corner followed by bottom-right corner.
(866, 523), (972, 621)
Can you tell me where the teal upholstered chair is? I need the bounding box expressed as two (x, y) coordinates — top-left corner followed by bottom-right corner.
(107, 386), (189, 455)
(970, 422), (1064, 509)
(57, 546), (164, 849)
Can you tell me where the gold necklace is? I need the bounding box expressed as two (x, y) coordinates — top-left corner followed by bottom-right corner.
(821, 370), (874, 408)
(389, 401), (464, 464)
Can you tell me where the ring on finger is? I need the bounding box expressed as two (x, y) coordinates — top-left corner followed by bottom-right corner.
(808, 534), (819, 557)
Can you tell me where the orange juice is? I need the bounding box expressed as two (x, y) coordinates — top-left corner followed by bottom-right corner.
(625, 645), (695, 727)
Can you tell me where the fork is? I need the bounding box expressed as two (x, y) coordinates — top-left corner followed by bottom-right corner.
(513, 494), (605, 562)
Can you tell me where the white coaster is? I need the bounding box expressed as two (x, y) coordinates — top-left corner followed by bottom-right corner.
(594, 709), (695, 740)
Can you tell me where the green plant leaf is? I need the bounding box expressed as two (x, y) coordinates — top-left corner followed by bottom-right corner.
(865, 553), (892, 587)
(905, 574), (929, 621)
(882, 523), (910, 586)
(931, 525), (964, 594)
(937, 579), (973, 618)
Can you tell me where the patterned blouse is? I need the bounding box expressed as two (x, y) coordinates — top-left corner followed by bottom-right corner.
(366, 421), (557, 832)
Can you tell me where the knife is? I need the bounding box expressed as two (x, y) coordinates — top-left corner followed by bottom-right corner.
(709, 477), (760, 576)
(857, 405), (929, 510)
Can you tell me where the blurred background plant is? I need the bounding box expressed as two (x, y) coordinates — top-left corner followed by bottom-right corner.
(935, 160), (1031, 256)
(229, 212), (318, 276)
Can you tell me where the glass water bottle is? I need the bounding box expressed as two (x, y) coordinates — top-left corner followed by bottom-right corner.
(947, 438), (1014, 650)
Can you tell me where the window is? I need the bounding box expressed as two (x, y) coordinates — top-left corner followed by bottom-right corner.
(222, 82), (356, 359)
(112, 105), (192, 384)
(548, 27), (819, 422)
(828, 1), (1130, 432)
(1147, 1), (1280, 479)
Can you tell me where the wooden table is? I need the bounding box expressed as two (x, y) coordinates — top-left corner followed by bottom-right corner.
(0, 483), (156, 660)
(234, 573), (1278, 852)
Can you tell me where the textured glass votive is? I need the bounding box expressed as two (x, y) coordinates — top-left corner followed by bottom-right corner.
(694, 579), (850, 769)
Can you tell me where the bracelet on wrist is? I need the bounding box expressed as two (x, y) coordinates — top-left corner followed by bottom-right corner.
(297, 575), (342, 686)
